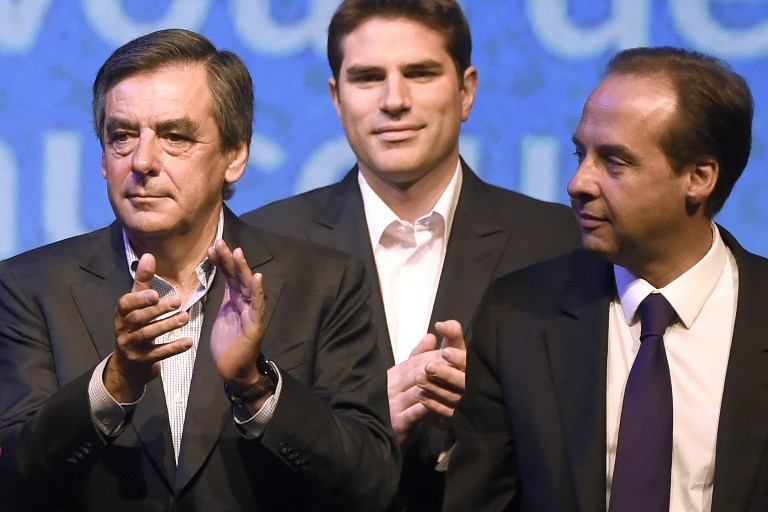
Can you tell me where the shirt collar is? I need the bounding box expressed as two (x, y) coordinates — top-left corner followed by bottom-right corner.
(122, 208), (225, 288)
(614, 223), (726, 329)
(358, 160), (463, 248)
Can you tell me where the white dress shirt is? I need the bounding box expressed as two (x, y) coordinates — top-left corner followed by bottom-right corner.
(359, 163), (462, 364)
(606, 225), (738, 511)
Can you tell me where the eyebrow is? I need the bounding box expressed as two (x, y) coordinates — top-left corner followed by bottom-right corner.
(403, 59), (444, 72)
(345, 59), (444, 77)
(155, 118), (199, 134)
(571, 135), (640, 165)
(104, 117), (199, 135)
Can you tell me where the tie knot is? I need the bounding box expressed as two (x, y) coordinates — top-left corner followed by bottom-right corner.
(639, 293), (676, 340)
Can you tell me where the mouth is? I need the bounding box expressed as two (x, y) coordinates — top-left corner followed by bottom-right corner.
(574, 211), (608, 229)
(127, 192), (167, 201)
(373, 125), (422, 143)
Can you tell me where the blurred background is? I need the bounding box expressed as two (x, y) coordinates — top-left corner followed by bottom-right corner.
(1, 0), (767, 258)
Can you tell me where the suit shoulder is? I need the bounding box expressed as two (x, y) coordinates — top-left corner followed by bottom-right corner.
(481, 183), (573, 223)
(241, 185), (335, 234)
(488, 249), (609, 308)
(245, 224), (360, 269)
(2, 228), (110, 274)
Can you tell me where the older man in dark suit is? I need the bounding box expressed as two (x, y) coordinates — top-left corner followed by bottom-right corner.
(445, 47), (767, 512)
(242, 1), (580, 510)
(0, 29), (399, 512)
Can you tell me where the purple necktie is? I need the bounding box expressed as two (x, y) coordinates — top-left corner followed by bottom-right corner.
(609, 293), (676, 512)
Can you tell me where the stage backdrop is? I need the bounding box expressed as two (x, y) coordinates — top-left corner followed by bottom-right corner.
(1, 0), (767, 258)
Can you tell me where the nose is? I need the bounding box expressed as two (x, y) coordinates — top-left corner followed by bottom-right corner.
(567, 155), (600, 201)
(380, 75), (411, 115)
(130, 132), (159, 177)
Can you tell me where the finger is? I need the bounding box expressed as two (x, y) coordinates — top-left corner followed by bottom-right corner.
(118, 294), (182, 328)
(146, 336), (194, 362)
(390, 399), (430, 444)
(418, 392), (457, 419)
(387, 350), (443, 393)
(131, 253), (156, 292)
(410, 332), (438, 357)
(435, 319), (466, 351)
(127, 310), (190, 342)
(240, 273), (266, 341)
(390, 379), (425, 411)
(232, 248), (254, 297)
(419, 363), (465, 398)
(209, 239), (237, 280)
(441, 345), (467, 372)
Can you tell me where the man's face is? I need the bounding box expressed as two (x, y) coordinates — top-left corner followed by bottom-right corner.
(101, 63), (246, 241)
(568, 74), (696, 273)
(329, 16), (477, 188)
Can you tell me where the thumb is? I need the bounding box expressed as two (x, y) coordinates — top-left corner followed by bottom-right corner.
(435, 319), (466, 351)
(410, 332), (438, 357)
(132, 253), (156, 292)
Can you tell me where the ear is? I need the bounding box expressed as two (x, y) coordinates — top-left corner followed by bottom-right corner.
(460, 66), (478, 122)
(101, 152), (108, 179)
(224, 141), (249, 184)
(329, 76), (342, 119)
(685, 157), (718, 207)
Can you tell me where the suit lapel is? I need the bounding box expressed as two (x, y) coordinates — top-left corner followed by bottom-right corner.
(711, 231), (768, 512)
(543, 255), (614, 512)
(71, 224), (133, 361)
(175, 210), (284, 491)
(430, 165), (510, 333)
(310, 168), (393, 365)
(71, 223), (177, 488)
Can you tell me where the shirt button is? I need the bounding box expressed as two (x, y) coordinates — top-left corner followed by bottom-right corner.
(174, 393), (183, 404)
(172, 328), (181, 337)
(102, 417), (112, 426)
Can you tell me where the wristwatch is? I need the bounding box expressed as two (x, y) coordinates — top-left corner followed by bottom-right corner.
(223, 353), (279, 407)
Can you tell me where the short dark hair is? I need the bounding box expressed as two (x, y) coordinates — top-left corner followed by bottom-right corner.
(92, 29), (254, 200)
(327, 0), (472, 83)
(607, 46), (753, 217)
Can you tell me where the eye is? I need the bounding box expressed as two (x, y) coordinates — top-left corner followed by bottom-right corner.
(605, 155), (629, 168)
(573, 148), (585, 164)
(110, 131), (130, 144)
(166, 133), (188, 143)
(350, 72), (383, 84)
(406, 69), (437, 80)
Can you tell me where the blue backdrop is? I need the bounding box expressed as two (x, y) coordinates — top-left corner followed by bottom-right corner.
(1, 0), (767, 258)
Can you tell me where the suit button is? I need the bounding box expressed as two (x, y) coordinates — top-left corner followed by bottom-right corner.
(280, 446), (289, 454)
(67, 456), (78, 465)
(293, 458), (302, 466)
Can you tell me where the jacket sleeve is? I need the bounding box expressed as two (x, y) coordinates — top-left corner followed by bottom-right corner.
(0, 260), (111, 510)
(443, 284), (520, 512)
(258, 254), (401, 512)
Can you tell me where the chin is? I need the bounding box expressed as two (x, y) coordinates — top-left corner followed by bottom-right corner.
(580, 235), (618, 258)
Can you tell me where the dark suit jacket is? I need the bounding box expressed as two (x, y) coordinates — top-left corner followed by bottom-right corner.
(0, 208), (400, 512)
(241, 162), (582, 511)
(445, 227), (768, 512)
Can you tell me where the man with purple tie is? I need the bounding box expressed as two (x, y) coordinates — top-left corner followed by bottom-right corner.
(445, 47), (768, 512)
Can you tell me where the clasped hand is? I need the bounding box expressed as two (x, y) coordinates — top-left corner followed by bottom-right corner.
(104, 242), (267, 404)
(387, 320), (467, 444)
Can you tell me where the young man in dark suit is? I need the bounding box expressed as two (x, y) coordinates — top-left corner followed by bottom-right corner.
(241, 1), (580, 510)
(446, 47), (767, 512)
(0, 29), (399, 511)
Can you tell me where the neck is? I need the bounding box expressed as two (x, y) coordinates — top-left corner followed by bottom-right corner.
(628, 221), (714, 289)
(360, 160), (458, 224)
(126, 208), (221, 303)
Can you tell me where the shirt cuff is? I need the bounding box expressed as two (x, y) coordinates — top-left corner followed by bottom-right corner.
(233, 362), (282, 439)
(88, 354), (143, 437)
